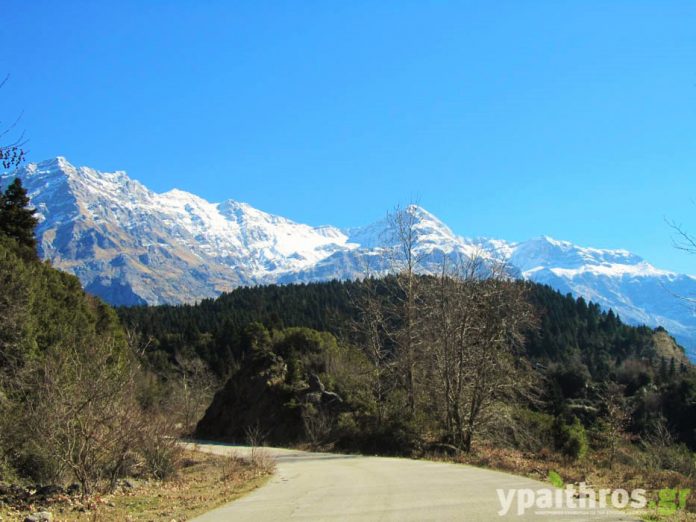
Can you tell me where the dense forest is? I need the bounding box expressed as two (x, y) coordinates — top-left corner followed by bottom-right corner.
(119, 278), (680, 375)
(119, 272), (696, 460)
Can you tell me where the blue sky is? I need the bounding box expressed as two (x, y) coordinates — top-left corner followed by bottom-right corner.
(2, 1), (695, 272)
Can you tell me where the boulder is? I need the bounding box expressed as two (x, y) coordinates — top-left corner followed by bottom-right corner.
(196, 327), (348, 445)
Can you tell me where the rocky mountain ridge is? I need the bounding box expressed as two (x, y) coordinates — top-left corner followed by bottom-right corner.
(3, 157), (695, 356)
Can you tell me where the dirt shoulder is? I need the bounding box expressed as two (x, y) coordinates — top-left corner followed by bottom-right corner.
(0, 449), (272, 522)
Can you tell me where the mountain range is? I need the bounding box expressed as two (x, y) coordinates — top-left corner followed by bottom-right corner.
(3, 157), (695, 357)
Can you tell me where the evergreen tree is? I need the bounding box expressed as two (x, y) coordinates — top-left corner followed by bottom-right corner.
(659, 356), (668, 381)
(0, 178), (38, 254)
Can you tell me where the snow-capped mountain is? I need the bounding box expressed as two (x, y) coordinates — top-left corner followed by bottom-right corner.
(4, 157), (357, 304)
(3, 157), (696, 356)
(506, 236), (696, 345)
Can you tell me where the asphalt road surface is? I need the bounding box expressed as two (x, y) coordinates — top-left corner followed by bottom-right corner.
(187, 442), (639, 521)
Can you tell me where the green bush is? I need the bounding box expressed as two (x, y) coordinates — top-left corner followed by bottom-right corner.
(505, 409), (555, 452)
(553, 415), (588, 461)
(334, 412), (421, 455)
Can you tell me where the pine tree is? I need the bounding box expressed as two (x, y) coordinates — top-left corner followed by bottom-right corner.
(659, 356), (668, 382)
(0, 178), (38, 254)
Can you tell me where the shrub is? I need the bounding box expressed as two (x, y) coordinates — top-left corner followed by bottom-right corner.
(302, 403), (334, 447)
(553, 415), (588, 461)
(335, 413), (421, 455)
(504, 408), (555, 452)
(220, 452), (247, 482)
(639, 438), (696, 479)
(250, 448), (276, 475)
(138, 417), (182, 481)
(2, 334), (183, 492)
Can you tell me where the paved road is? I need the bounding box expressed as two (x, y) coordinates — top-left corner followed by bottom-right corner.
(187, 442), (639, 521)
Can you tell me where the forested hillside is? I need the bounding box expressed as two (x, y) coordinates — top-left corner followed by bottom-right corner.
(0, 179), (180, 495)
(119, 278), (679, 372)
(119, 276), (696, 457)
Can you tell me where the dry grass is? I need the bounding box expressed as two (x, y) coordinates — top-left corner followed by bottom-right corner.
(249, 447), (276, 475)
(425, 441), (696, 520)
(0, 450), (272, 522)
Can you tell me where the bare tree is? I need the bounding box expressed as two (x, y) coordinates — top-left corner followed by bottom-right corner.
(424, 256), (536, 451)
(426, 255), (477, 447)
(4, 332), (181, 493)
(0, 75), (26, 170)
(599, 383), (630, 470)
(171, 356), (218, 435)
(668, 219), (696, 256)
(385, 203), (427, 417)
(664, 219), (696, 306)
(350, 276), (396, 427)
(349, 203), (537, 451)
(16, 337), (142, 493)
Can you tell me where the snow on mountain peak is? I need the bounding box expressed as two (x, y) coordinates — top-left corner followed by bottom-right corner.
(510, 235), (647, 274)
(346, 204), (460, 253)
(411, 205), (455, 234)
(21, 156), (73, 179)
(4, 157), (696, 356)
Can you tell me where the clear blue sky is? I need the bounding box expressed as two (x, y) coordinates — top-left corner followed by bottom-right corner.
(2, 1), (695, 272)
